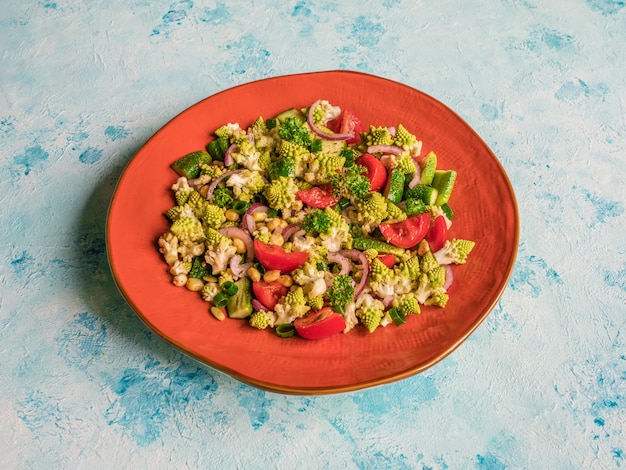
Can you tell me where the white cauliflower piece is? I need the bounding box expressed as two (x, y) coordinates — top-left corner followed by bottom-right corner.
(204, 239), (237, 275)
(342, 302), (359, 333)
(319, 226), (351, 253)
(292, 262), (328, 298)
(158, 232), (179, 265)
(177, 240), (205, 262)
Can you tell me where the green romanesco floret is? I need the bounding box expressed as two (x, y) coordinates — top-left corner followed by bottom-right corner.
(393, 124), (422, 156)
(427, 266), (447, 288)
(231, 139), (263, 171)
(385, 200), (407, 222)
(274, 287), (311, 324)
(249, 310), (274, 330)
(204, 228), (237, 274)
(325, 274), (355, 315)
(424, 290), (449, 308)
(433, 239), (476, 265)
(214, 123), (246, 143)
(199, 163), (224, 181)
(368, 258), (398, 298)
(359, 306), (385, 333)
(362, 125), (394, 147)
(211, 187), (234, 208)
(420, 251), (440, 273)
(307, 295), (325, 311)
(170, 216), (205, 243)
(257, 150), (272, 170)
(202, 204), (226, 228)
(395, 293), (421, 315)
(263, 176), (302, 212)
(253, 226), (272, 244)
(400, 255), (421, 281)
(310, 100), (342, 126)
(304, 153), (346, 184)
(277, 139), (310, 160)
(352, 191), (389, 233)
(278, 117), (312, 148)
(172, 176), (193, 205)
(225, 169), (266, 202)
(362, 249), (379, 263)
(164, 205), (184, 222)
(301, 209), (331, 234)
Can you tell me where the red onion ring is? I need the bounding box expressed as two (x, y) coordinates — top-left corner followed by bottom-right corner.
(383, 296), (394, 308)
(242, 203), (268, 234)
(327, 252), (351, 275)
(281, 224), (301, 241)
(443, 265), (454, 290)
(367, 144), (404, 155)
(339, 249), (370, 297)
(224, 143), (236, 167)
(307, 100), (354, 141)
(387, 126), (396, 137)
(205, 169), (242, 200)
(408, 165), (422, 189)
(252, 299), (270, 312)
(218, 226), (254, 261)
(229, 254), (252, 279)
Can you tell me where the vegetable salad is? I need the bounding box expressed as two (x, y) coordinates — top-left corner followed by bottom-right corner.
(157, 100), (475, 339)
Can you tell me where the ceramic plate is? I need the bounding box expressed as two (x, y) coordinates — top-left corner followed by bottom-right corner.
(107, 71), (519, 395)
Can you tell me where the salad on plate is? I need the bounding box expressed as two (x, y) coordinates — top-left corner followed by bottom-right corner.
(157, 99), (475, 340)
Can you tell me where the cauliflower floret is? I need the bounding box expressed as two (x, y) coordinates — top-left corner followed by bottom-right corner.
(273, 287), (310, 324)
(204, 229), (237, 275)
(158, 232), (179, 265)
(318, 206), (352, 252)
(433, 239), (476, 265)
(215, 122), (246, 143)
(291, 234), (318, 253)
(342, 302), (359, 333)
(292, 261), (328, 298)
(225, 169), (266, 202)
(201, 282), (220, 302)
(177, 240), (205, 262)
(231, 139), (263, 171)
(169, 260), (191, 276)
(311, 100), (342, 126)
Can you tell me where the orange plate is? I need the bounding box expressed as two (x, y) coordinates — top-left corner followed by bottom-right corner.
(106, 71), (519, 395)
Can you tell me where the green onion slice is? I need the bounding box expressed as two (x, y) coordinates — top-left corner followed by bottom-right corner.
(276, 324), (296, 338)
(221, 281), (238, 297)
(213, 293), (229, 308)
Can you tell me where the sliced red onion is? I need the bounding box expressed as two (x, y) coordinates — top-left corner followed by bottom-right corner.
(242, 203), (268, 234)
(229, 254), (252, 279)
(252, 299), (270, 312)
(281, 224), (301, 241)
(367, 144), (404, 155)
(307, 100), (354, 141)
(224, 143), (236, 166)
(339, 249), (370, 297)
(327, 252), (351, 275)
(248, 132), (255, 144)
(443, 265), (454, 290)
(292, 229), (306, 240)
(387, 126), (396, 137)
(205, 169), (242, 200)
(383, 296), (394, 308)
(218, 226), (254, 261)
(408, 166), (422, 189)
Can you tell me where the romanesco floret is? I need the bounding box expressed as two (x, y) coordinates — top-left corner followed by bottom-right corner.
(359, 306), (385, 333)
(318, 206), (353, 252)
(381, 152), (417, 174)
(415, 273), (448, 306)
(420, 251), (440, 273)
(368, 258), (397, 298)
(434, 239), (476, 265)
(385, 200), (407, 223)
(199, 163), (224, 181)
(164, 205), (184, 222)
(274, 287), (310, 324)
(311, 100), (342, 126)
(325, 274), (354, 314)
(172, 176), (193, 205)
(249, 310), (274, 329)
(231, 139), (263, 171)
(427, 266), (447, 288)
(202, 204), (227, 229)
(253, 226), (272, 244)
(277, 139), (309, 160)
(394, 293), (421, 315)
(399, 255), (421, 281)
(225, 169), (266, 202)
(204, 228), (237, 275)
(278, 117), (312, 148)
(352, 192), (388, 233)
(304, 153), (346, 184)
(307, 295), (325, 311)
(393, 124), (422, 156)
(214, 123), (246, 143)
(362, 125), (394, 147)
(424, 290), (449, 308)
(263, 176), (302, 212)
(170, 217), (205, 243)
(158, 232), (179, 265)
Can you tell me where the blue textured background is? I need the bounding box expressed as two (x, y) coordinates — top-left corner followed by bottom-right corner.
(1, 1), (625, 468)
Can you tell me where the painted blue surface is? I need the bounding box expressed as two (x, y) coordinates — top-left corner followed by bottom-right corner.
(1, 0), (625, 468)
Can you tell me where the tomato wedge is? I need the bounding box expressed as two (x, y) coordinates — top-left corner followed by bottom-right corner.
(377, 254), (396, 268)
(296, 185), (339, 208)
(253, 240), (309, 273)
(294, 307), (346, 340)
(425, 215), (448, 252)
(356, 153), (387, 192)
(337, 109), (363, 144)
(252, 281), (288, 310)
(378, 213), (431, 249)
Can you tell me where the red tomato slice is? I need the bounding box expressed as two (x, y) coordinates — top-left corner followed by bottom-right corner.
(378, 213), (431, 249)
(253, 240), (309, 273)
(294, 307), (346, 340)
(252, 281), (288, 310)
(338, 109), (363, 144)
(296, 185), (339, 208)
(425, 216), (448, 252)
(377, 254), (396, 268)
(356, 153), (387, 193)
